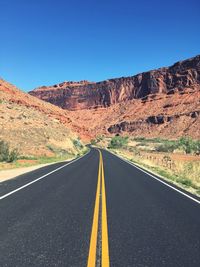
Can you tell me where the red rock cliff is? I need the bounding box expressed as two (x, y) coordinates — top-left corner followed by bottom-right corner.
(29, 55), (200, 110)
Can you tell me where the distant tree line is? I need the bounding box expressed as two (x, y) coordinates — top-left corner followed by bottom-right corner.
(156, 137), (200, 154)
(108, 136), (200, 155)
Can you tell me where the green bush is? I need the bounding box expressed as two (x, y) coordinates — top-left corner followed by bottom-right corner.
(0, 140), (9, 161)
(193, 140), (200, 155)
(0, 140), (19, 162)
(177, 178), (193, 187)
(178, 137), (200, 154)
(154, 137), (200, 154)
(156, 142), (177, 153)
(109, 136), (128, 149)
(90, 139), (96, 145)
(178, 137), (194, 154)
(73, 139), (83, 149)
(8, 149), (19, 162)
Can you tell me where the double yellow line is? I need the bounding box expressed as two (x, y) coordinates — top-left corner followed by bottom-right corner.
(87, 150), (110, 267)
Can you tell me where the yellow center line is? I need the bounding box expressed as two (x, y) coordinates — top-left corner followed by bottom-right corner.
(101, 152), (110, 267)
(87, 152), (102, 267)
(87, 150), (110, 267)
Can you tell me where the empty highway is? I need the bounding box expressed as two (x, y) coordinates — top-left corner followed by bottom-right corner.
(0, 148), (200, 267)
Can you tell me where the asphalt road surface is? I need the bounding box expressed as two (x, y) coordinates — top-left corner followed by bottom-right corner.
(0, 148), (200, 267)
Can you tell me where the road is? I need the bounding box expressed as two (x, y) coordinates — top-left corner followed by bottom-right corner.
(0, 148), (200, 267)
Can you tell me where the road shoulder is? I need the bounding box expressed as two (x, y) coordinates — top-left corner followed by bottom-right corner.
(0, 161), (71, 183)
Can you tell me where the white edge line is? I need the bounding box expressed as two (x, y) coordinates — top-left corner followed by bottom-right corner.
(105, 149), (200, 205)
(0, 150), (91, 201)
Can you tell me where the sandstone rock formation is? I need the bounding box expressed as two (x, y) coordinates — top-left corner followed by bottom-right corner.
(30, 55), (200, 110)
(28, 55), (200, 140)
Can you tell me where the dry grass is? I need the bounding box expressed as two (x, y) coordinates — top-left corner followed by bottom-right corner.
(99, 136), (200, 196)
(0, 98), (88, 161)
(111, 147), (200, 196)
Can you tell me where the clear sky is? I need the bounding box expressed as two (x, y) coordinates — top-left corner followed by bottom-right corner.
(0, 0), (200, 91)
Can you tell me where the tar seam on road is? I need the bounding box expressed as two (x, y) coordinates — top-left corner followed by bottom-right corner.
(107, 150), (200, 205)
(87, 150), (110, 267)
(0, 150), (90, 201)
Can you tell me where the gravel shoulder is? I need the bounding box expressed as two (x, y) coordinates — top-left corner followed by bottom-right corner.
(0, 161), (69, 183)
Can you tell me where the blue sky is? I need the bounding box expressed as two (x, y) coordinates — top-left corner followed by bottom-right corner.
(0, 0), (200, 91)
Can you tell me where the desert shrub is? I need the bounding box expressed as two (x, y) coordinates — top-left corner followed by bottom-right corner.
(154, 137), (200, 154)
(7, 149), (19, 162)
(73, 139), (83, 149)
(46, 145), (55, 153)
(0, 140), (18, 162)
(133, 137), (146, 142)
(178, 137), (197, 154)
(0, 140), (9, 161)
(177, 178), (193, 187)
(193, 140), (200, 155)
(90, 139), (96, 145)
(109, 136), (128, 148)
(178, 137), (193, 154)
(156, 142), (177, 153)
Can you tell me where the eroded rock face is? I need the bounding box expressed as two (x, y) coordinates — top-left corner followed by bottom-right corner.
(26, 55), (200, 140)
(107, 110), (200, 135)
(29, 55), (200, 110)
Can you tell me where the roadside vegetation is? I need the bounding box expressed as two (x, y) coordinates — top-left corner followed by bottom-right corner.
(108, 136), (129, 149)
(100, 135), (200, 197)
(90, 135), (105, 146)
(132, 137), (200, 155)
(0, 138), (88, 171)
(0, 140), (19, 163)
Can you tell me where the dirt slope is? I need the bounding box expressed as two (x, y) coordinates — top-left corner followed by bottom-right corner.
(0, 79), (83, 156)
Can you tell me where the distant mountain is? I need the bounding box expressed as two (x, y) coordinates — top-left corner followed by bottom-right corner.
(0, 79), (82, 157)
(28, 55), (200, 139)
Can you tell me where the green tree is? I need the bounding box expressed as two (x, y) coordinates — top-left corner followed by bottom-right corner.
(178, 137), (194, 154)
(109, 136), (128, 148)
(0, 140), (19, 162)
(193, 140), (200, 155)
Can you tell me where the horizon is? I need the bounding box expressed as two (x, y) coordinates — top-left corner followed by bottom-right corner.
(1, 53), (200, 90)
(29, 53), (200, 90)
(1, 0), (200, 91)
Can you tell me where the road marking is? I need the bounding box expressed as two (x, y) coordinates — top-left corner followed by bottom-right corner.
(0, 150), (90, 201)
(87, 151), (101, 267)
(101, 153), (110, 267)
(87, 150), (110, 267)
(107, 150), (200, 205)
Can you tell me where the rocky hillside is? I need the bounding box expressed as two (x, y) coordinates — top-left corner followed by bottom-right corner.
(30, 55), (200, 110)
(62, 88), (200, 140)
(28, 55), (200, 140)
(0, 79), (84, 157)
